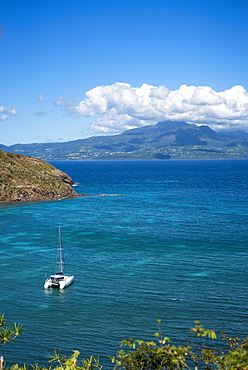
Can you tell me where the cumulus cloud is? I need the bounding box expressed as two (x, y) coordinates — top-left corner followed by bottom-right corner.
(0, 105), (18, 121)
(72, 83), (248, 134)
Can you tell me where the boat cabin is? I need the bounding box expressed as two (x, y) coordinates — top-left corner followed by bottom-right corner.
(51, 273), (65, 283)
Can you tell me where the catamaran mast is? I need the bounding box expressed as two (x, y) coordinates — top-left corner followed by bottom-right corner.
(58, 226), (65, 274)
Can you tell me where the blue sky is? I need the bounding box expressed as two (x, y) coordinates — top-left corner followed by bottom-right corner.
(1, 0), (248, 145)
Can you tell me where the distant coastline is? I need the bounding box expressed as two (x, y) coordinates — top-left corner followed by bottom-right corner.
(1, 120), (248, 161)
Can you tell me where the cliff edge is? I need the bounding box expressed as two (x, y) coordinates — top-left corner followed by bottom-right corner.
(0, 150), (80, 203)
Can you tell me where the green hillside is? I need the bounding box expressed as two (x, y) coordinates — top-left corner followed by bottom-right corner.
(2, 121), (248, 160)
(0, 150), (79, 202)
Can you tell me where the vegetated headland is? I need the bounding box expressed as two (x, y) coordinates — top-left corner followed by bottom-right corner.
(0, 150), (81, 203)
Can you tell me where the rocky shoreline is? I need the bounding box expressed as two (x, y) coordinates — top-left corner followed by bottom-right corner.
(0, 150), (82, 203)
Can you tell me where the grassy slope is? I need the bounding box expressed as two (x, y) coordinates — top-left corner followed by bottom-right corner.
(0, 150), (79, 202)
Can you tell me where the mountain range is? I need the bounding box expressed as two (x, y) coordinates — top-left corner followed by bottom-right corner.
(2, 120), (248, 160)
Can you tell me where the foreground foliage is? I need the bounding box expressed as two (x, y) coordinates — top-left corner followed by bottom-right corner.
(1, 314), (248, 370)
(0, 314), (22, 347)
(110, 320), (248, 370)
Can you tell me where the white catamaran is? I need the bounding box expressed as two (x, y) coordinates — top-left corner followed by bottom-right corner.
(44, 227), (74, 289)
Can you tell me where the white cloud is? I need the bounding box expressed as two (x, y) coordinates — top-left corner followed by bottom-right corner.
(35, 110), (47, 117)
(53, 95), (75, 107)
(72, 83), (248, 134)
(38, 93), (47, 103)
(0, 105), (18, 121)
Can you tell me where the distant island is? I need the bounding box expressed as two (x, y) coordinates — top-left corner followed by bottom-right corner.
(0, 150), (80, 203)
(1, 120), (248, 160)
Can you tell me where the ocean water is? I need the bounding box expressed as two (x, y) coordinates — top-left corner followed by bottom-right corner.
(0, 159), (248, 367)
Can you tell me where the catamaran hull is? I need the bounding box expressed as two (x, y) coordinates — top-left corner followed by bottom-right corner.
(44, 275), (74, 289)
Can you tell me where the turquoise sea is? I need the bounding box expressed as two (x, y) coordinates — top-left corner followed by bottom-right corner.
(0, 160), (248, 367)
